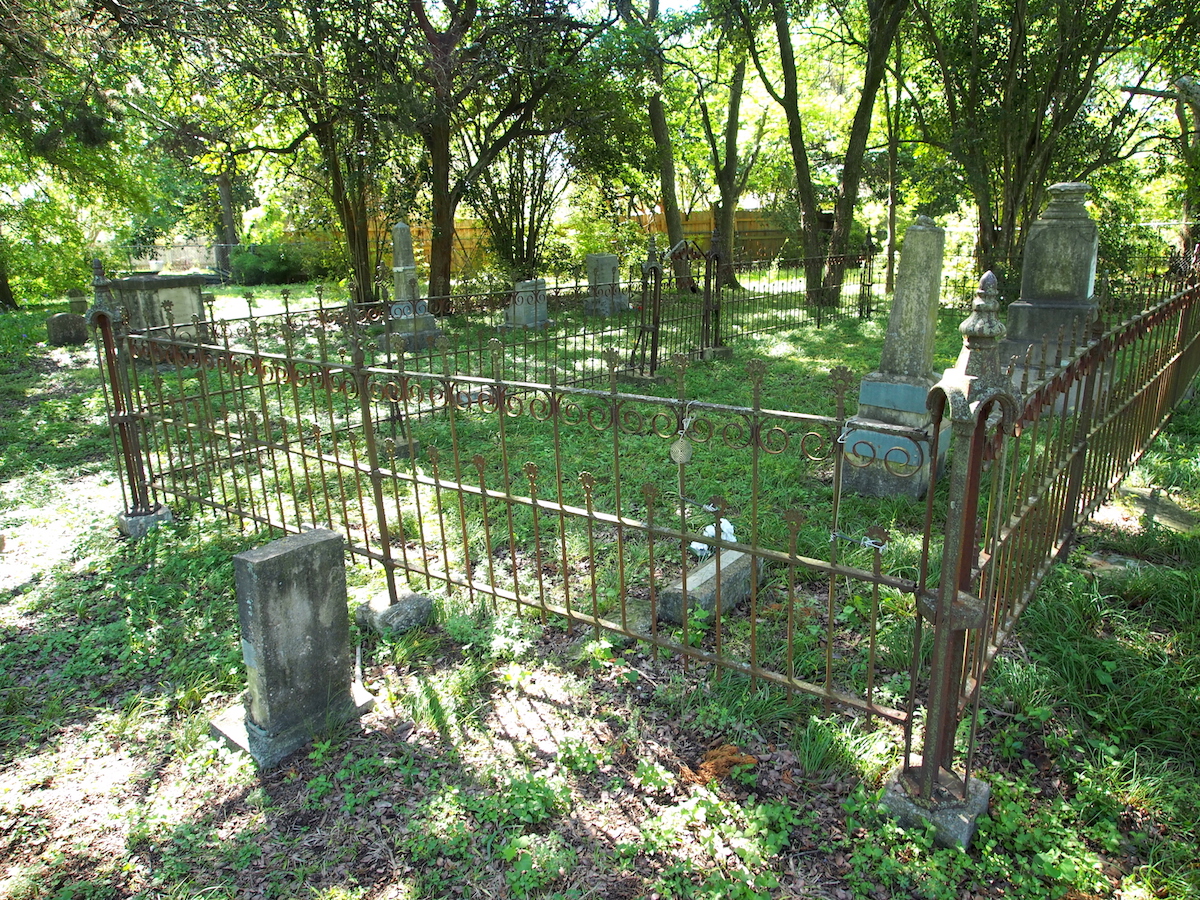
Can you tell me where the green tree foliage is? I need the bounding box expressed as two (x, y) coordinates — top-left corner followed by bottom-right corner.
(401, 0), (615, 306)
(903, 0), (1199, 270)
(0, 0), (141, 308)
(734, 0), (908, 300)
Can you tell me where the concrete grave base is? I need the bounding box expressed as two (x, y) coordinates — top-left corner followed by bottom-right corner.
(117, 505), (174, 540)
(380, 316), (444, 354)
(880, 765), (991, 849)
(210, 683), (374, 768)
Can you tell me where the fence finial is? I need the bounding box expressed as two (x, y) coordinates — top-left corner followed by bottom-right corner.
(953, 271), (1009, 402)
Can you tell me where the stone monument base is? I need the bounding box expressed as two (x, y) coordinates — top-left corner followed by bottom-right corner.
(117, 505), (174, 540)
(381, 315), (443, 353)
(842, 378), (945, 499)
(210, 683), (374, 768)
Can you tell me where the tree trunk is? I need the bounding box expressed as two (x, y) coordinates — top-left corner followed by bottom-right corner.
(215, 170), (239, 276)
(427, 114), (456, 313)
(885, 36), (902, 294)
(818, 0), (909, 304)
(313, 120), (376, 307)
(712, 57), (747, 289)
(0, 250), (16, 311)
(1176, 77), (1200, 252)
(649, 93), (694, 291)
(766, 0), (825, 299)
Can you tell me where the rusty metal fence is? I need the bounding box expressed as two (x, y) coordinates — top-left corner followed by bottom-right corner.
(90, 257), (1200, 809)
(905, 268), (1200, 802)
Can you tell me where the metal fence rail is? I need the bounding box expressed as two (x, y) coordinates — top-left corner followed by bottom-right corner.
(91, 257), (1200, 813)
(906, 272), (1200, 802)
(971, 285), (1200, 693)
(98, 307), (935, 727)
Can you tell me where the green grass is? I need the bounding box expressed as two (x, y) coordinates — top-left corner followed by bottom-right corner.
(0, 302), (111, 490)
(0, 513), (259, 762)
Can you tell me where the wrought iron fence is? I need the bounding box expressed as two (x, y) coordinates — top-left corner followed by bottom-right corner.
(93, 293), (936, 728)
(904, 268), (1200, 803)
(203, 247), (883, 387)
(90, 254), (1200, 812)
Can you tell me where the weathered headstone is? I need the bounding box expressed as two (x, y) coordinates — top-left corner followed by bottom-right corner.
(1003, 182), (1099, 377)
(46, 312), (88, 347)
(657, 550), (764, 626)
(843, 216), (947, 498)
(106, 273), (208, 332)
(504, 277), (550, 329)
(211, 529), (372, 767)
(384, 222), (442, 353)
(585, 253), (630, 315)
(66, 288), (88, 315)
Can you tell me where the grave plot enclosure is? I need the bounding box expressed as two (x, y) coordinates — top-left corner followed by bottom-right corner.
(99, 304), (933, 729)
(91, 254), (1200, 805)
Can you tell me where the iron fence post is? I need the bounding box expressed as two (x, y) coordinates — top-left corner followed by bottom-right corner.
(88, 260), (158, 520)
(353, 346), (400, 606)
(709, 229), (723, 350)
(907, 272), (1016, 803)
(1062, 332), (1103, 542)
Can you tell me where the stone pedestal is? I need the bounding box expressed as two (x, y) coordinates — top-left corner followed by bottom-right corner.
(881, 766), (991, 849)
(385, 303), (443, 353)
(585, 253), (630, 315)
(504, 277), (550, 329)
(843, 217), (947, 499)
(1004, 183), (1099, 375)
(117, 506), (174, 540)
(211, 529), (371, 767)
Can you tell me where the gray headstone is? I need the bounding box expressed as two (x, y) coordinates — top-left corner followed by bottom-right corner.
(213, 529), (370, 767)
(384, 221), (442, 352)
(107, 274), (208, 332)
(505, 277), (549, 328)
(879, 216), (943, 381)
(585, 253), (630, 315)
(392, 222), (419, 305)
(1004, 182), (1099, 372)
(46, 312), (88, 347)
(67, 288), (88, 315)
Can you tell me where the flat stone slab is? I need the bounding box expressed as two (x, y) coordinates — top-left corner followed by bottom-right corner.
(1116, 486), (1198, 533)
(657, 550), (763, 626)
